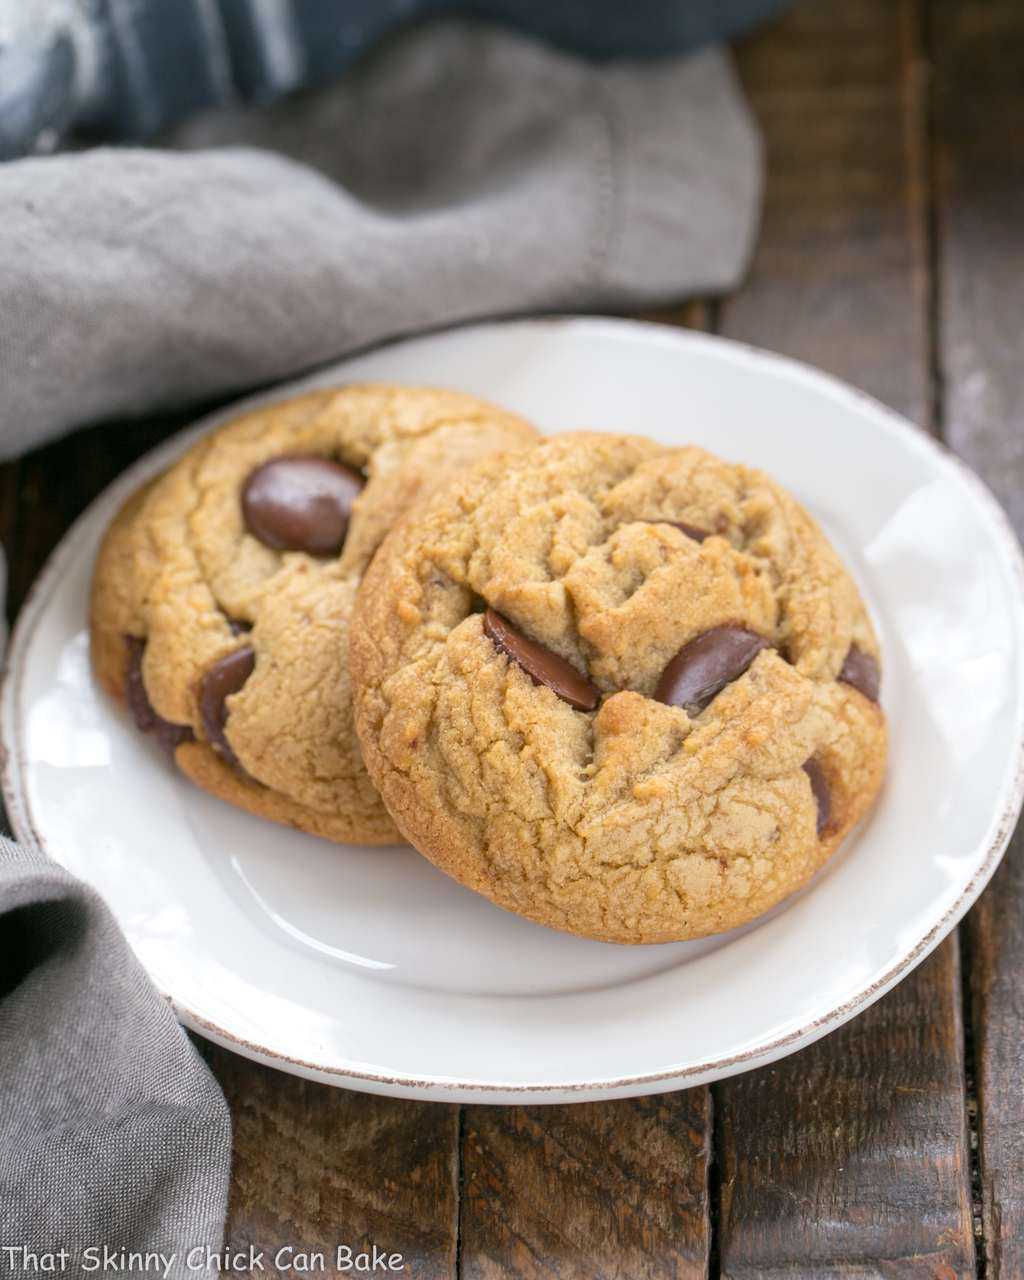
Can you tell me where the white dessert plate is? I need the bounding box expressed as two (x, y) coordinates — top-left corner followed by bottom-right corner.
(4, 317), (1024, 1104)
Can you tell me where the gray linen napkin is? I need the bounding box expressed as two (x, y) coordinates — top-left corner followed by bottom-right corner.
(0, 20), (761, 458)
(0, 15), (762, 1267)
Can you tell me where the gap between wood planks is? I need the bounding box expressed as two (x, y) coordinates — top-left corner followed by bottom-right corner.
(455, 1105), (466, 1280)
(920, 0), (986, 1271)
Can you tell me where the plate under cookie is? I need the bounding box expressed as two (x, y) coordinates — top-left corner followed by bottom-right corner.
(4, 316), (1023, 1102)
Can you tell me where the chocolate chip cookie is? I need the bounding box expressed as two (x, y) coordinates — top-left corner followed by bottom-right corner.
(351, 433), (887, 940)
(90, 385), (536, 843)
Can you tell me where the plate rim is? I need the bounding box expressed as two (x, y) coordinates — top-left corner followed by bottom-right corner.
(4, 314), (1024, 1100)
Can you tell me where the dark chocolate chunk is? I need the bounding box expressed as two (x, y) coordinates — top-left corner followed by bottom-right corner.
(483, 608), (599, 712)
(838, 645), (880, 702)
(198, 646), (256, 763)
(654, 625), (769, 715)
(664, 520), (711, 543)
(123, 636), (194, 751)
(242, 455), (363, 555)
(803, 758), (831, 836)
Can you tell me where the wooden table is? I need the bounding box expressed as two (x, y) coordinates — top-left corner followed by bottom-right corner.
(3, 0), (1022, 1274)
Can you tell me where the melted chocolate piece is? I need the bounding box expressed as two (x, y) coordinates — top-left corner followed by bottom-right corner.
(803, 758), (831, 836)
(654, 625), (769, 715)
(663, 520), (711, 543)
(123, 636), (194, 751)
(483, 608), (599, 712)
(198, 646), (256, 764)
(838, 645), (880, 702)
(242, 455), (364, 555)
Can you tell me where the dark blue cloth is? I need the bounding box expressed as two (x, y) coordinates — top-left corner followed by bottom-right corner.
(2, 0), (788, 159)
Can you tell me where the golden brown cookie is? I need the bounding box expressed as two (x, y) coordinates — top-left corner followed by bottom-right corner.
(351, 433), (887, 940)
(90, 384), (536, 843)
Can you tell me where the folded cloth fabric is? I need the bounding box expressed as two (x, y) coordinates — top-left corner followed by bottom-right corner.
(0, 840), (231, 1276)
(0, 14), (764, 1262)
(0, 0), (787, 157)
(0, 19), (761, 459)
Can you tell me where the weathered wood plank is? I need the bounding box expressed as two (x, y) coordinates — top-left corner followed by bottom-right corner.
(4, 412), (199, 616)
(723, 0), (931, 427)
(933, 0), (1024, 534)
(964, 833), (1024, 1280)
(640, 299), (715, 332)
(933, 0), (1024, 1274)
(0, 461), (18, 574)
(200, 1044), (459, 1280)
(460, 1094), (712, 1280)
(714, 1), (975, 1274)
(1, 459), (21, 637)
(719, 942), (973, 1278)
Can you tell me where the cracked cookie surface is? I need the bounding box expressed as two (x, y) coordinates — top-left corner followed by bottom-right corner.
(351, 432), (887, 940)
(90, 384), (536, 843)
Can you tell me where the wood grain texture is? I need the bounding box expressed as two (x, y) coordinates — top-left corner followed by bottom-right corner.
(933, 0), (1024, 531)
(718, 942), (974, 1279)
(964, 830), (1024, 1280)
(714, 1), (975, 1275)
(724, 0), (932, 427)
(4, 413), (199, 615)
(460, 1094), (712, 1280)
(934, 1), (1024, 1275)
(0, 461), (18, 568)
(200, 1043), (459, 1279)
(639, 300), (715, 333)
